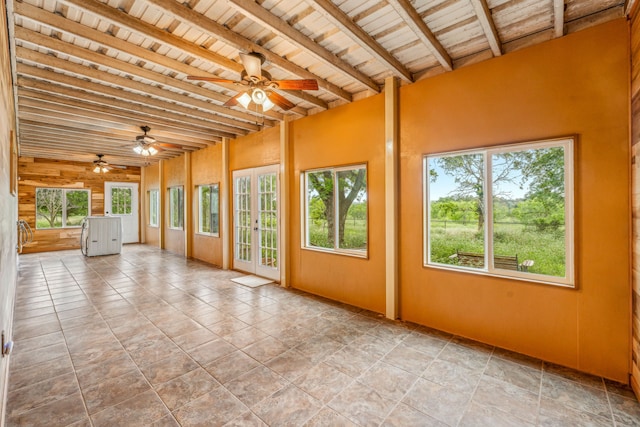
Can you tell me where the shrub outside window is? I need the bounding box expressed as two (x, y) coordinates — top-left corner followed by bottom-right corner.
(36, 188), (90, 229)
(149, 190), (159, 227)
(424, 137), (574, 287)
(303, 164), (368, 256)
(198, 184), (220, 236)
(169, 186), (184, 230)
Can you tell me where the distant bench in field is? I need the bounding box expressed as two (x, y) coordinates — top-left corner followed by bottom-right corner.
(449, 250), (534, 272)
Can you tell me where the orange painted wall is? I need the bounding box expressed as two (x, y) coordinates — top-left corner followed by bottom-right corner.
(399, 19), (630, 381)
(143, 162), (160, 247)
(191, 145), (223, 267)
(229, 124), (280, 172)
(289, 95), (386, 313)
(163, 155), (186, 256)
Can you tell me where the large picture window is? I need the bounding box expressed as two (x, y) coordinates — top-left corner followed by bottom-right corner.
(149, 190), (159, 227)
(303, 164), (368, 256)
(198, 184), (220, 236)
(36, 188), (90, 229)
(424, 137), (574, 287)
(169, 186), (184, 230)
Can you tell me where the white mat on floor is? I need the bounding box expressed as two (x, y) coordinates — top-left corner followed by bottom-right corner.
(231, 275), (274, 288)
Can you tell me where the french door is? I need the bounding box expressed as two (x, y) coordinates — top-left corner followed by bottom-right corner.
(233, 165), (279, 280)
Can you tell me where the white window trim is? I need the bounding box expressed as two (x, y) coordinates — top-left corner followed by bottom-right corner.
(423, 137), (574, 288)
(168, 186), (184, 230)
(148, 189), (159, 228)
(301, 164), (368, 258)
(197, 184), (220, 237)
(35, 188), (91, 229)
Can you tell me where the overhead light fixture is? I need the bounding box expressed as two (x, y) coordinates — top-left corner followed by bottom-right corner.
(237, 92), (252, 109)
(133, 126), (159, 156)
(93, 165), (109, 174)
(251, 88), (267, 104)
(92, 154), (111, 173)
(133, 143), (158, 156)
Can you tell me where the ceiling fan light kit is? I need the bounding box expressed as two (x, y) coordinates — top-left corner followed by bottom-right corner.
(133, 125), (161, 156)
(187, 52), (317, 113)
(92, 154), (111, 173)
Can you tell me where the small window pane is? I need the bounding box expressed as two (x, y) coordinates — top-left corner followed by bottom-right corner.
(337, 168), (367, 250)
(306, 170), (334, 249)
(428, 153), (485, 268)
(492, 147), (566, 278)
(199, 184), (219, 235)
(36, 188), (63, 229)
(169, 187), (183, 229)
(149, 190), (159, 227)
(65, 190), (89, 226)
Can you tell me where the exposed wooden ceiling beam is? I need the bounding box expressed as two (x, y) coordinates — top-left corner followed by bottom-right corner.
(554, 0), (565, 37)
(15, 26), (266, 130)
(57, 0), (327, 113)
(469, 0), (502, 56)
(19, 119), (212, 148)
(227, 0), (379, 93)
(143, 0), (352, 102)
(308, 0), (413, 82)
(13, 1), (297, 118)
(17, 146), (155, 167)
(387, 0), (453, 70)
(17, 88), (237, 141)
(15, 62), (250, 139)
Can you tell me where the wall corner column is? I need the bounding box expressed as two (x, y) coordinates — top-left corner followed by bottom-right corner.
(385, 76), (399, 320)
(159, 160), (165, 249)
(279, 119), (291, 288)
(185, 152), (192, 258)
(221, 138), (230, 270)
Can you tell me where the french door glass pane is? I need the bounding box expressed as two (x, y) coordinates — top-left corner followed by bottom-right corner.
(259, 173), (277, 268)
(235, 176), (252, 262)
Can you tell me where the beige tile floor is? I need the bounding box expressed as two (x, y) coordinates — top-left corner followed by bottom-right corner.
(4, 244), (640, 426)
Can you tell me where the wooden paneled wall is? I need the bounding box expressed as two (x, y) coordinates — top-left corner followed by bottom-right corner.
(631, 3), (640, 397)
(18, 157), (140, 253)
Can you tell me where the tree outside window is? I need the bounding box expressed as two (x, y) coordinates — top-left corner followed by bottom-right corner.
(425, 137), (573, 286)
(304, 165), (367, 255)
(149, 190), (159, 227)
(36, 188), (90, 229)
(199, 184), (219, 236)
(169, 186), (184, 229)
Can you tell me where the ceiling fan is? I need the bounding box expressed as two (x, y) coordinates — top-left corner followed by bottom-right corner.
(187, 52), (318, 111)
(133, 126), (181, 156)
(92, 154), (126, 173)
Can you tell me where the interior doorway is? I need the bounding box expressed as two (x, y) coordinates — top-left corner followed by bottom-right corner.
(232, 165), (279, 281)
(104, 182), (139, 243)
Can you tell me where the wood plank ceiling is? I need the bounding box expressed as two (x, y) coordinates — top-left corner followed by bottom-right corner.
(6, 0), (627, 167)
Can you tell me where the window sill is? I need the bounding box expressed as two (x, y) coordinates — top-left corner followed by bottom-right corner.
(196, 232), (220, 238)
(423, 263), (575, 288)
(302, 246), (368, 259)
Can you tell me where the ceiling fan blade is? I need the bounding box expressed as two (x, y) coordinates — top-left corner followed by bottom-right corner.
(224, 93), (243, 107)
(267, 91), (295, 111)
(273, 79), (319, 90)
(240, 53), (262, 78)
(187, 76), (237, 84)
(110, 164), (128, 169)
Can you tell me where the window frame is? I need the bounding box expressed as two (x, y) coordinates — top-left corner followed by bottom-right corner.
(148, 189), (159, 227)
(423, 137), (575, 288)
(110, 186), (133, 216)
(197, 183), (220, 237)
(35, 187), (91, 229)
(301, 163), (368, 258)
(168, 186), (184, 230)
